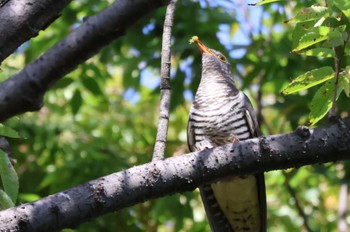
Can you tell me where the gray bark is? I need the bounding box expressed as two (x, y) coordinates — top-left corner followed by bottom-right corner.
(152, 0), (178, 161)
(0, 118), (349, 232)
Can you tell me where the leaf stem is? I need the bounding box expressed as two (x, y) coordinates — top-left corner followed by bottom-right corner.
(330, 32), (350, 118)
(329, 51), (341, 118)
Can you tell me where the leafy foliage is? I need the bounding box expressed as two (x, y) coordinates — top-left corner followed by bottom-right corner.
(0, 149), (18, 208)
(283, 1), (350, 125)
(0, 0), (349, 231)
(0, 124), (21, 138)
(281, 66), (334, 95)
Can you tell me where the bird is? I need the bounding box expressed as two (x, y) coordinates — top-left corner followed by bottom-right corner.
(187, 36), (266, 232)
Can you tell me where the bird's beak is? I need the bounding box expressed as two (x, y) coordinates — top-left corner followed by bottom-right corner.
(194, 39), (215, 56)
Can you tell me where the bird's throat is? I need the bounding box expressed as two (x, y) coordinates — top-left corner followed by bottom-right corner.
(194, 76), (238, 110)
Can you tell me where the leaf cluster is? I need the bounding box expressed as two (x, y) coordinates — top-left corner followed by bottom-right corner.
(282, 1), (350, 125)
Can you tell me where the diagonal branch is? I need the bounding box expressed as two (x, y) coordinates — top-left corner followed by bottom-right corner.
(0, 0), (72, 64)
(0, 117), (349, 232)
(152, 0), (178, 161)
(0, 0), (169, 122)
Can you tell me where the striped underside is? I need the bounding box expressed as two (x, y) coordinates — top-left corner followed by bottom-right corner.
(188, 91), (262, 232)
(189, 92), (251, 148)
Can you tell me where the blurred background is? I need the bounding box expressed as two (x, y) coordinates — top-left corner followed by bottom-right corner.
(0, 0), (349, 231)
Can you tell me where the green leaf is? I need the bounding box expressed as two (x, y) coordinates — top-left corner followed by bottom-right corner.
(292, 26), (346, 52)
(293, 26), (332, 52)
(333, 0), (350, 18)
(248, 0), (281, 6)
(309, 79), (341, 126)
(300, 48), (335, 58)
(281, 66), (334, 96)
(0, 124), (21, 138)
(82, 78), (104, 96)
(71, 89), (83, 115)
(339, 75), (350, 97)
(327, 26), (347, 47)
(18, 193), (41, 202)
(285, 5), (329, 23)
(0, 149), (18, 205)
(52, 77), (74, 90)
(0, 189), (14, 208)
(339, 66), (350, 97)
(292, 22), (312, 49)
(345, 65), (350, 80)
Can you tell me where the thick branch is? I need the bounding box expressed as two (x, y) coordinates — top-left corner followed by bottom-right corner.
(0, 0), (169, 122)
(0, 118), (350, 231)
(0, 0), (72, 63)
(152, 0), (178, 161)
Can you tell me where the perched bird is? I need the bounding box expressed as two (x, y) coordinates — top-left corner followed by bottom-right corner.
(187, 36), (266, 232)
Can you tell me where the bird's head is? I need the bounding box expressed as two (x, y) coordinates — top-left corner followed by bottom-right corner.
(191, 37), (232, 78)
(189, 36), (238, 104)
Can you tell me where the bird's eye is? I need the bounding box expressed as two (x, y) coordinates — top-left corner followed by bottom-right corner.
(217, 54), (226, 63)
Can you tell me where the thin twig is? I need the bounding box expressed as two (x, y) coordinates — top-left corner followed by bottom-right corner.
(329, 33), (350, 117)
(329, 50), (341, 117)
(283, 171), (313, 232)
(152, 0), (178, 161)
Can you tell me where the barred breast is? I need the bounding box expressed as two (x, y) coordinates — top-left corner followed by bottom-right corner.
(188, 91), (262, 232)
(188, 91), (251, 150)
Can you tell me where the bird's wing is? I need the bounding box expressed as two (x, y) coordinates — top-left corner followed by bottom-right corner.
(242, 93), (260, 137)
(187, 112), (195, 152)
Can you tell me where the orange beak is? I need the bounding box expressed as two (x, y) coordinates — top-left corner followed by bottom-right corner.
(192, 37), (214, 56)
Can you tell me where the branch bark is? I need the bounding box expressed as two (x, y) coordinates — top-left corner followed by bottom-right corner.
(0, 0), (169, 122)
(0, 118), (349, 232)
(0, 0), (72, 64)
(152, 0), (178, 161)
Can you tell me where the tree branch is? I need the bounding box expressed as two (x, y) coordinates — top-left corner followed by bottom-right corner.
(0, 118), (349, 231)
(0, 0), (169, 122)
(0, 0), (72, 64)
(152, 0), (178, 161)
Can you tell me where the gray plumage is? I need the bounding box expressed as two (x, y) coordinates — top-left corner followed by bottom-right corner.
(187, 39), (266, 232)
